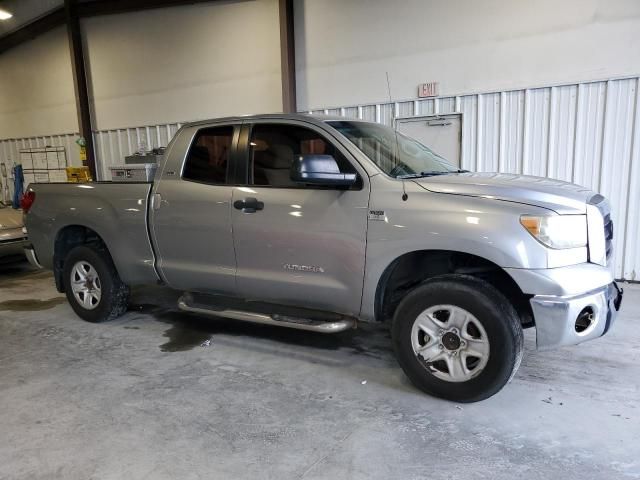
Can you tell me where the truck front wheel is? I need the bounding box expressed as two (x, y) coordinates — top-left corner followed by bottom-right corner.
(62, 245), (129, 323)
(392, 275), (523, 403)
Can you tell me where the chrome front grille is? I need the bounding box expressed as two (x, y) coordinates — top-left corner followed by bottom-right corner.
(603, 213), (613, 260)
(587, 195), (611, 267)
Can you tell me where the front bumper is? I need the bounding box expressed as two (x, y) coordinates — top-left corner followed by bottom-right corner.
(531, 281), (623, 350)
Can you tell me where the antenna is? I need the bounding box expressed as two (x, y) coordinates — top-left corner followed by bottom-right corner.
(386, 72), (408, 201)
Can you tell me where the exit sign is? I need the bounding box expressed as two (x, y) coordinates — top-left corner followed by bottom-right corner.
(418, 82), (439, 98)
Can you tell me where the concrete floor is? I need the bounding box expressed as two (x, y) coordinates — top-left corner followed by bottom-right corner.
(0, 262), (639, 480)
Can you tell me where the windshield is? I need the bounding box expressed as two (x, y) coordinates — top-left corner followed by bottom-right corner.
(328, 120), (460, 178)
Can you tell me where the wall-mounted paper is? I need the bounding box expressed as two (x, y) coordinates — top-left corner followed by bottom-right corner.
(49, 170), (67, 183)
(46, 151), (59, 169)
(33, 152), (48, 169)
(34, 171), (50, 183)
(20, 152), (33, 169)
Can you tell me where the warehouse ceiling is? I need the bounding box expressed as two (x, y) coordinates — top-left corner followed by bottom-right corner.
(0, 0), (62, 36)
(0, 1), (231, 42)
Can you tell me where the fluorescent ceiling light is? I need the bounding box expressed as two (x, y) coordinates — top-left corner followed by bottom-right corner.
(0, 9), (13, 20)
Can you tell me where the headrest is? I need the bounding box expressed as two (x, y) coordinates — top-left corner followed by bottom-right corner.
(189, 145), (210, 162)
(269, 145), (294, 169)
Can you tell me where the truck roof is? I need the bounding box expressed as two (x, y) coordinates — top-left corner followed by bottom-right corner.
(183, 113), (356, 128)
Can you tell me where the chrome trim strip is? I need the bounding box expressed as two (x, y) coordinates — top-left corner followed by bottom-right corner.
(586, 203), (606, 266)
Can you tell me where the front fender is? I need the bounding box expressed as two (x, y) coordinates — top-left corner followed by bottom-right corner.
(359, 178), (559, 320)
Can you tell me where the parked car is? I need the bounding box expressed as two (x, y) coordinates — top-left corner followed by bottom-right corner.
(22, 114), (623, 402)
(0, 205), (28, 262)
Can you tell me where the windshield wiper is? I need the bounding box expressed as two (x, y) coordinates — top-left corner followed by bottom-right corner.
(397, 171), (451, 179)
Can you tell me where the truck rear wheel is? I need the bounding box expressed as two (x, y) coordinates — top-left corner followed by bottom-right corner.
(62, 245), (129, 323)
(392, 274), (523, 403)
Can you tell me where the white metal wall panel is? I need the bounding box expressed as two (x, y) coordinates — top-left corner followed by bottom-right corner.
(573, 82), (607, 191)
(92, 122), (182, 180)
(0, 133), (81, 199)
(459, 95), (478, 171)
(523, 88), (551, 177)
(500, 90), (525, 174)
(624, 81), (640, 281)
(478, 93), (500, 172)
(547, 85), (577, 182)
(310, 76), (640, 280)
(599, 79), (637, 278)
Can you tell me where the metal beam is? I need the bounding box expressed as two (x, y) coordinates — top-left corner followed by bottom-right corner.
(65, 0), (96, 180)
(279, 0), (296, 113)
(0, 7), (65, 55)
(76, 0), (225, 18)
(0, 1), (224, 54)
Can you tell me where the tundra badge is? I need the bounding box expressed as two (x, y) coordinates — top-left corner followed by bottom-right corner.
(284, 264), (325, 273)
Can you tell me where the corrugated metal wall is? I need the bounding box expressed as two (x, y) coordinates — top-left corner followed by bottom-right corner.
(0, 133), (81, 204)
(1, 77), (638, 280)
(92, 123), (183, 180)
(1, 133), (82, 171)
(0, 123), (183, 184)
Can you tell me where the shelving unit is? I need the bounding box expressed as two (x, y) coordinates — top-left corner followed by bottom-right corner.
(20, 146), (68, 184)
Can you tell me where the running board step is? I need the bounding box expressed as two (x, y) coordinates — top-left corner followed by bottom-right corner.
(177, 294), (356, 334)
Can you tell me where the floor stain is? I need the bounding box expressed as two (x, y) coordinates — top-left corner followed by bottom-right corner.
(160, 320), (214, 352)
(0, 297), (66, 311)
(0, 268), (52, 288)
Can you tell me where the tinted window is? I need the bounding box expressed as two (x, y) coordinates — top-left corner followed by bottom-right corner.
(183, 126), (234, 184)
(249, 124), (356, 188)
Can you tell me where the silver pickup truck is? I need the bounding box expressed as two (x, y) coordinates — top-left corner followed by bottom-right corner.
(24, 114), (623, 402)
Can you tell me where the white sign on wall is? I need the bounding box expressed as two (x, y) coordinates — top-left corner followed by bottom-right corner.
(418, 82), (439, 98)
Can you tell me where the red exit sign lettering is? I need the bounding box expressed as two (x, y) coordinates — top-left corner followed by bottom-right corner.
(418, 82), (439, 98)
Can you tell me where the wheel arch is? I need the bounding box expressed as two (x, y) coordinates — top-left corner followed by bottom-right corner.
(373, 249), (533, 327)
(53, 225), (114, 293)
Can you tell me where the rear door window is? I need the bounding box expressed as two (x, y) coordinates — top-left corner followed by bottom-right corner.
(183, 126), (234, 184)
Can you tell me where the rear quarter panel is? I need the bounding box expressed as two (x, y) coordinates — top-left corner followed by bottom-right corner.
(25, 182), (158, 285)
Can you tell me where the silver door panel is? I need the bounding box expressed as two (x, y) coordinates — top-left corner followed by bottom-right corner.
(231, 186), (368, 316)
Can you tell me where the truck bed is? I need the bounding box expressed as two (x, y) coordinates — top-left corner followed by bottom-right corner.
(25, 182), (159, 286)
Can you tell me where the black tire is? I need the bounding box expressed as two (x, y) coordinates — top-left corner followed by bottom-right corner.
(392, 274), (524, 403)
(62, 245), (129, 323)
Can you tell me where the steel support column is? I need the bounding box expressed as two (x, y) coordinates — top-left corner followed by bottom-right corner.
(279, 0), (296, 113)
(64, 0), (96, 179)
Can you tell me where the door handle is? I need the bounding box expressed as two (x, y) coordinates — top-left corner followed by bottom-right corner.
(233, 197), (264, 213)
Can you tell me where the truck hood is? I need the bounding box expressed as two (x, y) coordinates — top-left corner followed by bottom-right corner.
(414, 172), (596, 214)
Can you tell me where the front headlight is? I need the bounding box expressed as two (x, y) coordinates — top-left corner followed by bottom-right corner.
(520, 214), (587, 249)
